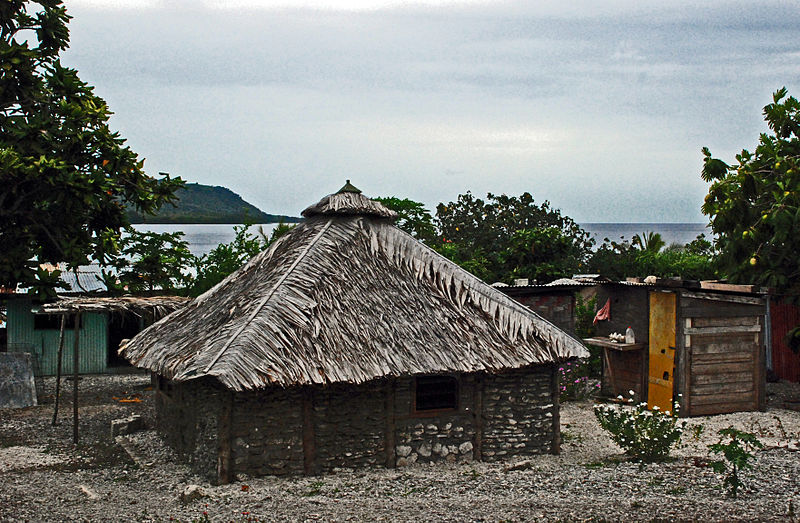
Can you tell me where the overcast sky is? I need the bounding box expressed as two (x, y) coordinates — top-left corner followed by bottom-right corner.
(62, 0), (800, 221)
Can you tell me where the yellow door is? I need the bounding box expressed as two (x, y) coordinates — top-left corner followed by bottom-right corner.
(648, 292), (676, 412)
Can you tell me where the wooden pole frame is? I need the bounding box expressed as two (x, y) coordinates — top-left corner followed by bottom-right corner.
(51, 313), (66, 425)
(551, 363), (561, 455)
(302, 387), (316, 475)
(72, 311), (81, 444)
(384, 378), (396, 468)
(473, 373), (483, 461)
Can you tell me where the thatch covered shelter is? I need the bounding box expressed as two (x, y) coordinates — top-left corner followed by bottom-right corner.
(121, 182), (588, 482)
(5, 294), (187, 375)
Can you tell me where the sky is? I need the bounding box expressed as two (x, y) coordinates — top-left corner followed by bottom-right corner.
(61, 0), (800, 222)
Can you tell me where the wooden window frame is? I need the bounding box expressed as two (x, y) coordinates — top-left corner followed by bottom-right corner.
(412, 375), (459, 416)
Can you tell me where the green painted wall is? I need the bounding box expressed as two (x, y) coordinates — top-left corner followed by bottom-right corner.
(6, 298), (109, 375)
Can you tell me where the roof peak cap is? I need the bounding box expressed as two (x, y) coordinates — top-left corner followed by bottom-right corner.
(302, 182), (397, 219)
(337, 180), (362, 194)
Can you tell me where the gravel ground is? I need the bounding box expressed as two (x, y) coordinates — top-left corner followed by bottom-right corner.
(1, 373), (799, 522)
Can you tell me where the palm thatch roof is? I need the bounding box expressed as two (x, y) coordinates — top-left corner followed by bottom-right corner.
(120, 185), (588, 391)
(41, 296), (189, 318)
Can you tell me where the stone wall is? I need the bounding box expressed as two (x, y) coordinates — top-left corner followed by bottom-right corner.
(157, 364), (558, 480)
(231, 387), (304, 476)
(313, 381), (386, 471)
(482, 366), (556, 459)
(392, 375), (477, 467)
(155, 376), (226, 479)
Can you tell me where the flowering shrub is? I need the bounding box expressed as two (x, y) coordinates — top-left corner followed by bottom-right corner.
(593, 392), (686, 462)
(558, 361), (600, 402)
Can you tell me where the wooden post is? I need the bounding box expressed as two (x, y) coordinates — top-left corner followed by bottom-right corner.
(757, 314), (767, 411)
(473, 374), (483, 461)
(51, 313), (66, 425)
(217, 391), (234, 484)
(384, 379), (396, 468)
(72, 311), (81, 444)
(302, 388), (316, 475)
(551, 363), (561, 455)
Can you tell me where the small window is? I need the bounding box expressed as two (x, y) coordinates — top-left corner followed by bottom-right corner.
(415, 376), (458, 412)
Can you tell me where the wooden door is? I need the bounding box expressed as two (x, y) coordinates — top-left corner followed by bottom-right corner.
(648, 292), (676, 412)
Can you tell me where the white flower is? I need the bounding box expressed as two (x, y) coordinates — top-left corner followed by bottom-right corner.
(628, 390), (635, 396)
(652, 405), (660, 411)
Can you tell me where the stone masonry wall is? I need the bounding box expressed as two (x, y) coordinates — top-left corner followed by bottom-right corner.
(393, 375), (476, 467)
(159, 365), (558, 479)
(481, 366), (556, 459)
(231, 387), (304, 476)
(155, 377), (225, 479)
(313, 381), (386, 472)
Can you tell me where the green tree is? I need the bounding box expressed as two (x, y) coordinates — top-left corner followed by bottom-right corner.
(374, 196), (436, 242)
(435, 192), (594, 283)
(0, 1), (182, 294)
(701, 87), (800, 295)
(112, 229), (193, 293)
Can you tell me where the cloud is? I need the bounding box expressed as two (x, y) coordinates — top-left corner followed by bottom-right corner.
(61, 0), (800, 220)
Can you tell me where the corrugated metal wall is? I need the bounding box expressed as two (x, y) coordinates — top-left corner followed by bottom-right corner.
(771, 299), (800, 382)
(6, 298), (109, 375)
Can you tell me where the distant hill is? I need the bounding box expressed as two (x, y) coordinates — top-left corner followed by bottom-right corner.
(127, 183), (302, 224)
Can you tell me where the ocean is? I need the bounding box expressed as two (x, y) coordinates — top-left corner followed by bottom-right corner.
(133, 222), (711, 257)
(581, 223), (710, 248)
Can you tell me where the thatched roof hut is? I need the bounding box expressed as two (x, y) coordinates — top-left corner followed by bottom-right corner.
(121, 183), (587, 390)
(120, 183), (588, 480)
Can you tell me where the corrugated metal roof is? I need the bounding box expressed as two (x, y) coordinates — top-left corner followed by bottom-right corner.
(13, 263), (109, 295)
(57, 264), (108, 294)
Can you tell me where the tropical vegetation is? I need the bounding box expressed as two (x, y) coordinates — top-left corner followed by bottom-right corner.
(0, 0), (182, 296)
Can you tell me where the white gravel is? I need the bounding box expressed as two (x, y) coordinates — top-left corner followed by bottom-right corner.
(1, 374), (799, 522)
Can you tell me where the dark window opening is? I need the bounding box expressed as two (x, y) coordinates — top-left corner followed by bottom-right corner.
(108, 312), (141, 368)
(415, 376), (458, 411)
(34, 314), (80, 330)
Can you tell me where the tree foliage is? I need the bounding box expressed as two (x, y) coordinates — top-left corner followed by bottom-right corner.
(373, 196), (436, 242)
(0, 0), (182, 293)
(435, 192), (594, 283)
(701, 87), (800, 295)
(587, 234), (717, 282)
(111, 229), (193, 293)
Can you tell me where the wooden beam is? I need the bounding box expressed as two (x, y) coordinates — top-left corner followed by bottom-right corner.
(757, 315), (767, 412)
(682, 305), (763, 319)
(384, 378), (396, 468)
(684, 325), (761, 335)
(682, 290), (764, 305)
(52, 314), (66, 426)
(217, 391), (234, 484)
(72, 311), (81, 444)
(302, 388), (316, 475)
(551, 364), (560, 455)
(473, 374), (483, 461)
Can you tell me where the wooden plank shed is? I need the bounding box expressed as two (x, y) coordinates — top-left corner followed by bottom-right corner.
(586, 280), (767, 417)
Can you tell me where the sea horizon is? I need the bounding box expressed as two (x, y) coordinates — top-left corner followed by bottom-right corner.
(134, 222), (711, 258)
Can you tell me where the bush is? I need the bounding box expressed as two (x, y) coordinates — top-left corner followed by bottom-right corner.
(593, 393), (686, 462)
